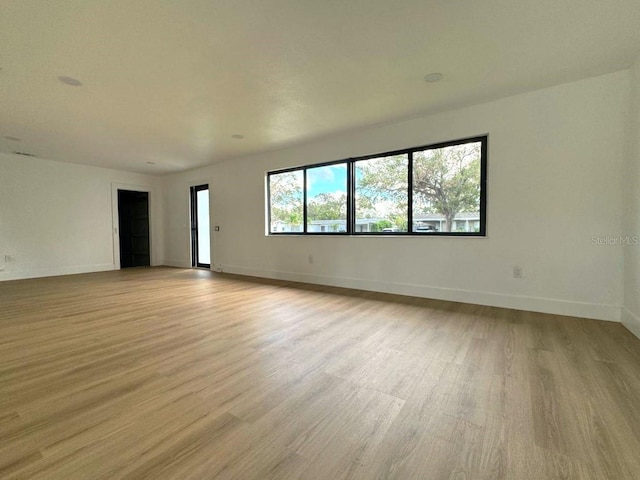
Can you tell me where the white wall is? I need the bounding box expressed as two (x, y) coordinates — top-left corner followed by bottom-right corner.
(162, 71), (629, 322)
(623, 56), (640, 338)
(161, 173), (213, 268)
(0, 153), (163, 280)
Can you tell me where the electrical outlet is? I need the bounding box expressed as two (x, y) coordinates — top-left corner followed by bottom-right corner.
(513, 266), (523, 279)
(214, 264), (223, 273)
(308, 254), (314, 264)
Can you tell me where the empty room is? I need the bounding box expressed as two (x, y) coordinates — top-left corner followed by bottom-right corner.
(2, 1), (640, 479)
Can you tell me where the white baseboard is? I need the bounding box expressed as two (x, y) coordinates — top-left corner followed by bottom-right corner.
(163, 260), (192, 268)
(622, 308), (640, 340)
(222, 265), (621, 322)
(0, 262), (623, 324)
(0, 263), (116, 282)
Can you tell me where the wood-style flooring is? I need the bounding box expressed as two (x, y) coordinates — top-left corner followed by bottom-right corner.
(1, 267), (640, 479)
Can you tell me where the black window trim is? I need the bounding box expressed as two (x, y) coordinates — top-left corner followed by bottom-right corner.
(304, 161), (350, 235)
(267, 134), (488, 237)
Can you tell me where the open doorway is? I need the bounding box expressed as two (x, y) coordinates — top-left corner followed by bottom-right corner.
(118, 190), (150, 268)
(190, 185), (210, 268)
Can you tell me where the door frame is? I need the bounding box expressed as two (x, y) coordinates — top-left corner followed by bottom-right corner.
(190, 184), (210, 268)
(111, 183), (153, 270)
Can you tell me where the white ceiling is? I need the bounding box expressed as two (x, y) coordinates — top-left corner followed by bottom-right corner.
(1, 1), (640, 174)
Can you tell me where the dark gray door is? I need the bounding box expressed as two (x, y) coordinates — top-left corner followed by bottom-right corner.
(118, 190), (150, 268)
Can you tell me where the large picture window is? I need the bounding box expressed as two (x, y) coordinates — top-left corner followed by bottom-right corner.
(267, 135), (487, 236)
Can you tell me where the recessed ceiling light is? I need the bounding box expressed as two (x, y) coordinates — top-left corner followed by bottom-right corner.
(424, 73), (443, 83)
(4, 136), (21, 141)
(58, 76), (82, 87)
(231, 134), (244, 139)
(146, 161), (156, 165)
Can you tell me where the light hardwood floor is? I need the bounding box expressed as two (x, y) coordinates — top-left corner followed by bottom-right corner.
(1, 267), (640, 479)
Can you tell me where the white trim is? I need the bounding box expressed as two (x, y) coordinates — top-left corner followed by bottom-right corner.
(0, 263), (115, 281)
(622, 307), (640, 340)
(220, 265), (621, 322)
(111, 183), (153, 269)
(163, 259), (192, 268)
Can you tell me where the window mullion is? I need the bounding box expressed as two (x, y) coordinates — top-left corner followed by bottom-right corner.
(407, 152), (413, 234)
(347, 161), (354, 234)
(266, 174), (272, 234)
(303, 168), (308, 234)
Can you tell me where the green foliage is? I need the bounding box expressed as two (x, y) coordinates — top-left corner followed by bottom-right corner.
(307, 192), (347, 221)
(356, 155), (408, 204)
(270, 172), (303, 227)
(371, 219), (393, 232)
(390, 214), (408, 232)
(355, 155), (408, 226)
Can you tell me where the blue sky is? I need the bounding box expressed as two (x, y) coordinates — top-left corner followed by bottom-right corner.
(307, 164), (347, 197)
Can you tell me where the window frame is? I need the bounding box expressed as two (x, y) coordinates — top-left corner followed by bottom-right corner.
(353, 152), (410, 234)
(304, 160), (350, 235)
(267, 135), (487, 237)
